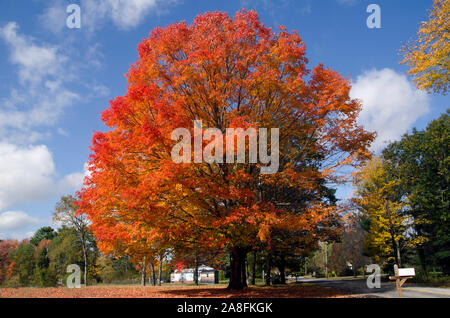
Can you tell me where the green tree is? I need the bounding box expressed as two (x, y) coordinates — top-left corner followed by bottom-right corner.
(30, 226), (57, 246)
(53, 195), (92, 286)
(7, 242), (35, 286)
(383, 111), (449, 273)
(94, 255), (139, 284)
(34, 239), (57, 287)
(305, 242), (330, 277)
(48, 227), (97, 285)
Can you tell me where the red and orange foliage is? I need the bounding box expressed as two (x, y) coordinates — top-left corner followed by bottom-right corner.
(0, 239), (19, 283)
(77, 10), (374, 289)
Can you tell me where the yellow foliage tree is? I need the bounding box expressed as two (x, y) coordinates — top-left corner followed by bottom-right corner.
(401, 0), (450, 94)
(352, 157), (422, 266)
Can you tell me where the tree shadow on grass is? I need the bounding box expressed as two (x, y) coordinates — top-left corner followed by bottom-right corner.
(158, 284), (348, 298)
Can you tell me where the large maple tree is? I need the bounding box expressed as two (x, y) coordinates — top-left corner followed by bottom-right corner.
(77, 10), (373, 290)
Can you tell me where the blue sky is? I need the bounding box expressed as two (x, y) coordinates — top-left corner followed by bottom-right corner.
(0, 0), (447, 239)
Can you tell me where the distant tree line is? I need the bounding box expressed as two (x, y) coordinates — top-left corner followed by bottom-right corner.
(0, 225), (141, 287)
(0, 197), (143, 288)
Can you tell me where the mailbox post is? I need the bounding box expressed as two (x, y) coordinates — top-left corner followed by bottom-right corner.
(389, 265), (415, 298)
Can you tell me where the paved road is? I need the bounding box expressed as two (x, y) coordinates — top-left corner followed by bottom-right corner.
(297, 277), (450, 298)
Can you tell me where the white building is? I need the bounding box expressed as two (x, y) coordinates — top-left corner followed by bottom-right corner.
(170, 265), (218, 284)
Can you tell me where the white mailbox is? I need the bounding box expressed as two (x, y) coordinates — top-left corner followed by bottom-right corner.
(390, 265), (416, 297)
(397, 268), (415, 277)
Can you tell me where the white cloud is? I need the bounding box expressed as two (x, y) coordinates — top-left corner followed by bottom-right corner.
(0, 22), (67, 86)
(59, 172), (85, 190)
(39, 0), (180, 34)
(0, 211), (40, 231)
(82, 0), (178, 31)
(0, 21), (105, 231)
(58, 162), (90, 190)
(85, 43), (104, 69)
(38, 1), (67, 35)
(0, 230), (35, 240)
(0, 22), (79, 143)
(0, 143), (55, 210)
(0, 143), (86, 211)
(25, 231), (35, 238)
(90, 83), (110, 97)
(57, 127), (69, 137)
(350, 68), (430, 152)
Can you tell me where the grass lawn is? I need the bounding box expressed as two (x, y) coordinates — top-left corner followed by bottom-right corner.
(0, 282), (349, 298)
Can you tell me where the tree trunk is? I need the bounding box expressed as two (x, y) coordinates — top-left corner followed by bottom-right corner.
(241, 251), (248, 288)
(150, 262), (156, 286)
(386, 200), (401, 267)
(395, 240), (402, 268)
(141, 256), (147, 286)
(389, 228), (402, 267)
(304, 257), (307, 276)
(81, 240), (88, 286)
(418, 247), (427, 274)
(278, 254), (286, 284)
(250, 250), (256, 285)
(158, 255), (163, 286)
(227, 246), (246, 290)
(265, 251), (271, 286)
(261, 256), (265, 280)
(194, 255), (199, 286)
